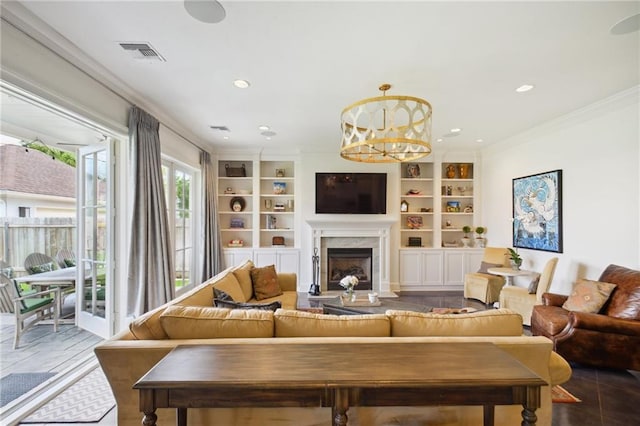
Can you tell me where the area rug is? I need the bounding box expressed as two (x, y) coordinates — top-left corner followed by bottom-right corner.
(22, 367), (115, 423)
(551, 385), (581, 403)
(0, 372), (56, 407)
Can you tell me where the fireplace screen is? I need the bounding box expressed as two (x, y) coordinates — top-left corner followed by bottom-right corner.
(327, 248), (373, 291)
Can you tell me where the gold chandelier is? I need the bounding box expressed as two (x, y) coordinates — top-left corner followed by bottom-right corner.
(340, 84), (432, 163)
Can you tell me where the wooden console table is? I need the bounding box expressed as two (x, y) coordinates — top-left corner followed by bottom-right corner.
(134, 342), (545, 426)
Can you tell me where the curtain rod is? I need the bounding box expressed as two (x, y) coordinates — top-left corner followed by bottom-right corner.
(3, 16), (206, 153)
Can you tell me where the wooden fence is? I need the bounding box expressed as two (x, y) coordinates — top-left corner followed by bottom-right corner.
(0, 217), (76, 271)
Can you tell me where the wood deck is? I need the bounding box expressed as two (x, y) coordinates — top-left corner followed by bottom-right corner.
(0, 311), (117, 425)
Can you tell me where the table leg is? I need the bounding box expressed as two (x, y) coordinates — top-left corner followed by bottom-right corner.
(483, 404), (494, 426)
(142, 411), (157, 426)
(521, 385), (540, 426)
(332, 388), (349, 426)
(505, 276), (514, 286)
(521, 407), (537, 426)
(177, 407), (187, 426)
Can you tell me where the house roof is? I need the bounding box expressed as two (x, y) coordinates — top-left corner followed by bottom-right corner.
(0, 144), (75, 198)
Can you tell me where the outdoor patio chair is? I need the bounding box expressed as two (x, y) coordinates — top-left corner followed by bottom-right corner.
(55, 248), (76, 269)
(0, 262), (15, 313)
(24, 252), (59, 275)
(1, 272), (60, 349)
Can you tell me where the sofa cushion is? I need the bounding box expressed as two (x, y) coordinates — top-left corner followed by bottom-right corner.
(159, 305), (274, 338)
(599, 264), (640, 320)
(232, 259), (255, 301)
(562, 279), (616, 313)
(251, 264), (283, 300)
(211, 272), (247, 303)
(274, 309), (390, 337)
(386, 308), (523, 337)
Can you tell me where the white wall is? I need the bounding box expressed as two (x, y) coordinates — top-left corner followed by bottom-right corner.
(297, 153), (401, 287)
(480, 87), (639, 295)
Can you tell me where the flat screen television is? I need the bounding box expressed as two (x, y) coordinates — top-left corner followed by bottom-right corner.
(315, 173), (387, 214)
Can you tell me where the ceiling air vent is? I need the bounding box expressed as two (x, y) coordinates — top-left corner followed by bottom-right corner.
(119, 42), (166, 62)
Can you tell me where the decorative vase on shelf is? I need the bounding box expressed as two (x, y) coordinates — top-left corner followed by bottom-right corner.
(458, 164), (470, 179)
(446, 164), (456, 178)
(461, 237), (471, 247)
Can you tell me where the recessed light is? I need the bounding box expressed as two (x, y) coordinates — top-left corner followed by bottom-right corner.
(476, 138), (484, 143)
(233, 79), (250, 89)
(450, 128), (462, 133)
(436, 138), (443, 142)
(516, 84), (534, 93)
(223, 136), (229, 140)
(266, 137), (272, 141)
(258, 125), (270, 131)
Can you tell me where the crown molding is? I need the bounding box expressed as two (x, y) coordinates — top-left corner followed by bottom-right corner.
(1, 2), (208, 152)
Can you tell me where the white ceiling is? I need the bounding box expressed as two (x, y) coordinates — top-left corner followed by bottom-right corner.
(4, 1), (640, 155)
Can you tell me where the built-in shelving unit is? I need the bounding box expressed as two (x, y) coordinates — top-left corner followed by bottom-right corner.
(397, 159), (482, 290)
(259, 160), (295, 248)
(399, 162), (434, 248)
(440, 162), (475, 247)
(217, 157), (300, 275)
(218, 161), (254, 248)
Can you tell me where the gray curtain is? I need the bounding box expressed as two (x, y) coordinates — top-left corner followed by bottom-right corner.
(201, 151), (225, 281)
(127, 106), (175, 317)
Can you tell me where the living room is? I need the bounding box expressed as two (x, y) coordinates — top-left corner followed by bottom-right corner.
(0, 1), (638, 425)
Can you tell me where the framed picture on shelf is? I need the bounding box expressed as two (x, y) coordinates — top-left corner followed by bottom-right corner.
(273, 181), (287, 194)
(512, 169), (563, 253)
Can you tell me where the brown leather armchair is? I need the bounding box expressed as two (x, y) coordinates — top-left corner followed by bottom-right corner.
(531, 264), (640, 370)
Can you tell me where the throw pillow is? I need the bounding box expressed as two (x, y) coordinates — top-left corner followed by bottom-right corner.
(250, 264), (282, 300)
(215, 299), (282, 312)
(233, 261), (254, 300)
(477, 261), (502, 274)
(211, 272), (247, 302)
(527, 272), (541, 294)
(562, 279), (617, 313)
(63, 258), (76, 267)
(213, 287), (235, 302)
(28, 262), (55, 274)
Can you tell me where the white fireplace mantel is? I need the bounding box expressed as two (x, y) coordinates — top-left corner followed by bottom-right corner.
(306, 218), (396, 297)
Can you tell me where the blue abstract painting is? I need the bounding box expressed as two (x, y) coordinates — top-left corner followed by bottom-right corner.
(512, 170), (563, 253)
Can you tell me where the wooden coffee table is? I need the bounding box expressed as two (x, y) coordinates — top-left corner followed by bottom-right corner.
(134, 342), (545, 426)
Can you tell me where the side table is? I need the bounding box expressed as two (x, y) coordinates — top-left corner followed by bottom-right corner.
(487, 267), (531, 287)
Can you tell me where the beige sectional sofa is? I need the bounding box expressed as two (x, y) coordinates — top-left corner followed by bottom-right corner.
(95, 260), (572, 426)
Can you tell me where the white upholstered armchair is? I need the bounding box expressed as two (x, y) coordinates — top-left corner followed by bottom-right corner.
(499, 257), (559, 326)
(463, 247), (510, 304)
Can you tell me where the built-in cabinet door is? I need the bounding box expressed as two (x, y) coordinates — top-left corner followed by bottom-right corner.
(399, 250), (423, 288)
(223, 249), (254, 269)
(444, 251), (466, 286)
(423, 251), (444, 287)
(254, 250), (299, 275)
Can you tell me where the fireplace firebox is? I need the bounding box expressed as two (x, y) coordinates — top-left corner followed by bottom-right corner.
(327, 248), (373, 291)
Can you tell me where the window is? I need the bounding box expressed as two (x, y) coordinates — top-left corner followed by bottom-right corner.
(18, 206), (31, 217)
(162, 160), (195, 293)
